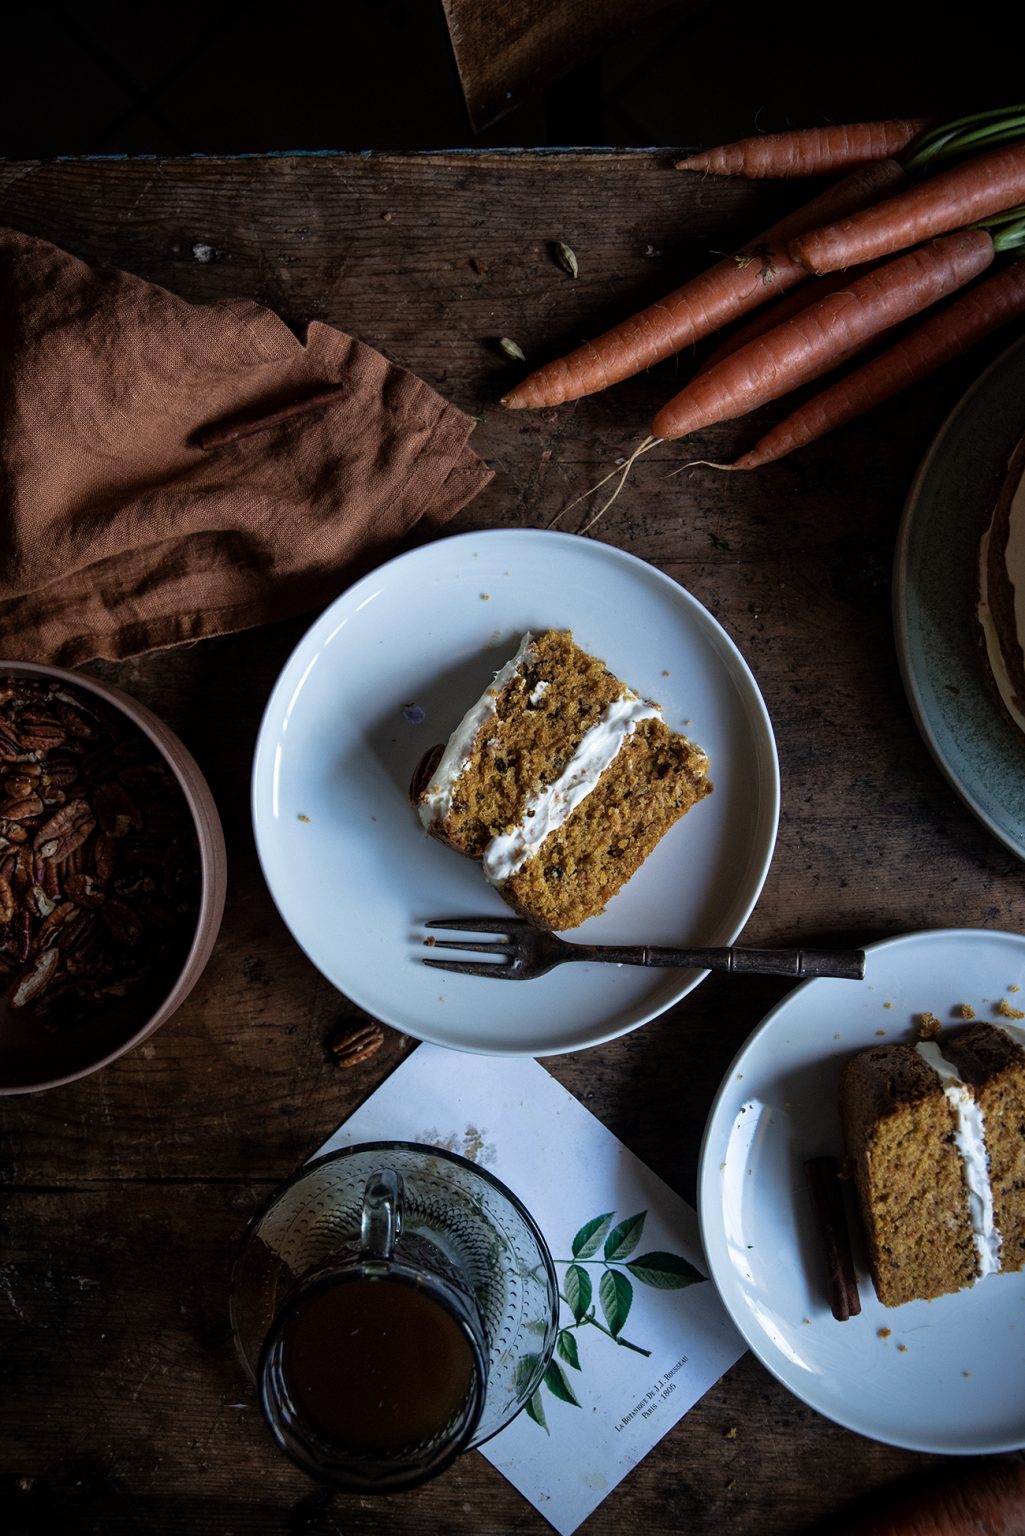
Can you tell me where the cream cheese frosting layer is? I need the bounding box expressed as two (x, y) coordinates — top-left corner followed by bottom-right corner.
(418, 632), (536, 830)
(978, 458), (1025, 735)
(916, 1040), (1001, 1279)
(483, 693), (662, 884)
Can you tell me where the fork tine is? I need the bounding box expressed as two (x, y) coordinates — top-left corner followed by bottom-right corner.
(423, 917), (521, 934)
(424, 937), (510, 954)
(422, 957), (517, 978)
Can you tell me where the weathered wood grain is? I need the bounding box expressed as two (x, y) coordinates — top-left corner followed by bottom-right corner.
(2, 153), (1024, 1536)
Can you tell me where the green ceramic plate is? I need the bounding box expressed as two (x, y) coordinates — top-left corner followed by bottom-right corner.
(894, 333), (1025, 861)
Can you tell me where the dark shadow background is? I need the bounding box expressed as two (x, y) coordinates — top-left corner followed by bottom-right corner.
(1, 1), (1021, 159)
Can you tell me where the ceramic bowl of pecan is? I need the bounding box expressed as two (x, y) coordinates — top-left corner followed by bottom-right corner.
(0, 663), (227, 1093)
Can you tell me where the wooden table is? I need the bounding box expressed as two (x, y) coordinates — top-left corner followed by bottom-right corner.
(2, 151), (1024, 1535)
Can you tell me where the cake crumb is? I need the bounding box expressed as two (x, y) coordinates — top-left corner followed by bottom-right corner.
(883, 1001), (893, 1009)
(917, 1010), (941, 1039)
(897, 1343), (908, 1353)
(955, 1003), (976, 1020)
(723, 1426), (737, 1439)
(877, 1327), (891, 1339)
(1010, 985), (1020, 993)
(481, 593), (490, 601)
(875, 1029), (887, 1036)
(963, 1370), (972, 1377)
(996, 997), (1025, 1020)
(802, 1317), (811, 1325)
(297, 813), (311, 823)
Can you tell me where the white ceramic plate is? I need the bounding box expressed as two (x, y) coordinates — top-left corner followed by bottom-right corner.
(894, 334), (1025, 861)
(252, 529), (779, 1055)
(698, 927), (1025, 1454)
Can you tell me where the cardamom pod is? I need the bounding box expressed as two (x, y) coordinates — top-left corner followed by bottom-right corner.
(554, 241), (578, 279)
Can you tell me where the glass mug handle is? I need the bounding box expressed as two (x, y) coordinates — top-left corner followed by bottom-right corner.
(360, 1168), (403, 1261)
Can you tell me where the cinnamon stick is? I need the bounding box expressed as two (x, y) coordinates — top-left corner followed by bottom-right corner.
(804, 1155), (861, 1321)
(194, 384), (346, 450)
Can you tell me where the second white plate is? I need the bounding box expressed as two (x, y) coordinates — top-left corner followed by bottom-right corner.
(698, 927), (1025, 1454)
(252, 529), (779, 1055)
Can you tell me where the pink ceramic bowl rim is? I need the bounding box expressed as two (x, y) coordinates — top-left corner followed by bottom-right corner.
(0, 660), (228, 1094)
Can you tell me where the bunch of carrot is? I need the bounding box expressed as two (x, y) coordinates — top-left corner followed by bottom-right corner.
(500, 107), (1025, 515)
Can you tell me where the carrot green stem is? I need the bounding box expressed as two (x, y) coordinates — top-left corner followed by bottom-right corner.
(904, 105), (1025, 173)
(975, 204), (1025, 252)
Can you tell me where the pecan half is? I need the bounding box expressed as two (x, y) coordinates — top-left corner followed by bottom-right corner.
(34, 801), (96, 861)
(12, 947), (58, 1007)
(330, 1021), (386, 1068)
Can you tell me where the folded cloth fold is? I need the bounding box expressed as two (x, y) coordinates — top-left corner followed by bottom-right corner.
(0, 225), (493, 665)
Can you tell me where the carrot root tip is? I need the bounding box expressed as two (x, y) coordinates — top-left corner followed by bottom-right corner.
(662, 458), (742, 479)
(547, 436), (659, 534)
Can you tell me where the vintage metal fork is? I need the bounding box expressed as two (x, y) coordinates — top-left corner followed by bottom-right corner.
(422, 919), (866, 981)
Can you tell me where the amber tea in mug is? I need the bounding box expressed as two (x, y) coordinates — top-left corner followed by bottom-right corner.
(263, 1266), (485, 1473)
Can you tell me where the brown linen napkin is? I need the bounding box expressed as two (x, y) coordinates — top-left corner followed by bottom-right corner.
(0, 225), (493, 665)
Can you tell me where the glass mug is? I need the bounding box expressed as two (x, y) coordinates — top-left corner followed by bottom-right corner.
(229, 1142), (560, 1493)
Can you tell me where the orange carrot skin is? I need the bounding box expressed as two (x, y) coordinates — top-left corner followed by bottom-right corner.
(733, 259), (1025, 468)
(651, 229), (995, 443)
(675, 117), (932, 178)
(792, 141), (1025, 274)
(698, 266), (874, 372)
(501, 158), (908, 410)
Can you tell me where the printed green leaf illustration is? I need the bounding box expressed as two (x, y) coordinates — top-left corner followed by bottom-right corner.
(603, 1211), (646, 1261)
(626, 1251), (705, 1289)
(599, 1268), (634, 1336)
(571, 1211), (615, 1259)
(514, 1351), (543, 1398)
(544, 1359), (581, 1407)
(556, 1330), (581, 1370)
(526, 1208), (707, 1429)
(564, 1262), (592, 1321)
(526, 1388), (548, 1431)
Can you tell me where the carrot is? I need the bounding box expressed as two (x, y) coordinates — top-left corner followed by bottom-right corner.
(833, 1459), (1025, 1536)
(675, 117), (933, 178)
(726, 259), (1025, 468)
(650, 229), (995, 442)
(698, 266), (877, 372)
(791, 141), (1025, 274)
(500, 158), (908, 410)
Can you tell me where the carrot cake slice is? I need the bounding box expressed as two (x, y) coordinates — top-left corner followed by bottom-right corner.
(978, 430), (1025, 733)
(415, 630), (712, 930)
(840, 1023), (1025, 1307)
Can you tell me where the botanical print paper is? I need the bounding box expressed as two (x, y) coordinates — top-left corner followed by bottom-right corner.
(317, 1045), (745, 1536)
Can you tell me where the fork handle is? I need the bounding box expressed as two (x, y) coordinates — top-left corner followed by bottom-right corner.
(579, 944), (866, 980)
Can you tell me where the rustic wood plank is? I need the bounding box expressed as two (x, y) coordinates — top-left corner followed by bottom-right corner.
(2, 152), (1024, 1534)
